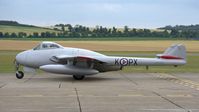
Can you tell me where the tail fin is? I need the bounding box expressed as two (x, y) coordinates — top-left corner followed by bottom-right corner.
(157, 44), (186, 60)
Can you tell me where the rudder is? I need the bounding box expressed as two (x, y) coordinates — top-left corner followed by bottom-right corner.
(157, 44), (186, 60)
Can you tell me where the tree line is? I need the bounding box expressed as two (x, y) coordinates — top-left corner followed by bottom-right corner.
(1, 23), (199, 39)
(0, 20), (37, 27)
(159, 24), (199, 31)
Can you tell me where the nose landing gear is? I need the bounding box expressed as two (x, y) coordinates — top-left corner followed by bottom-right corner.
(15, 60), (24, 79)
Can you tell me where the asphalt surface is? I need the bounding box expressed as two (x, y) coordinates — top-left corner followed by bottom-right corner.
(0, 72), (199, 112)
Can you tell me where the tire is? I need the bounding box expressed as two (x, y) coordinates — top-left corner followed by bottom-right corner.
(16, 71), (24, 79)
(73, 75), (85, 80)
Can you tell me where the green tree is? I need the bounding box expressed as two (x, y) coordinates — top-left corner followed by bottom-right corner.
(4, 32), (10, 37)
(170, 29), (179, 38)
(60, 24), (65, 32)
(45, 32), (51, 37)
(124, 26), (129, 33)
(130, 28), (137, 36)
(123, 26), (130, 37)
(57, 33), (64, 38)
(112, 27), (117, 36)
(65, 24), (73, 32)
(137, 29), (144, 37)
(51, 32), (56, 37)
(33, 32), (39, 38)
(0, 32), (3, 38)
(163, 30), (169, 37)
(11, 32), (17, 38)
(143, 29), (151, 37)
(18, 32), (27, 38)
(40, 32), (46, 38)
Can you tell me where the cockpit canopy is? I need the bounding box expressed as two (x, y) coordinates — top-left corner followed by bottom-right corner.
(33, 41), (64, 50)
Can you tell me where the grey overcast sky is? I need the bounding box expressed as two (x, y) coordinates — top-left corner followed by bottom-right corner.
(0, 0), (199, 28)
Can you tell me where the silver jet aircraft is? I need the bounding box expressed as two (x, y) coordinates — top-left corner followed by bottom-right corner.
(15, 41), (186, 80)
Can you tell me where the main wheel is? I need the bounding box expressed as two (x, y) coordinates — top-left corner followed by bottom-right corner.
(16, 71), (24, 79)
(73, 75), (85, 80)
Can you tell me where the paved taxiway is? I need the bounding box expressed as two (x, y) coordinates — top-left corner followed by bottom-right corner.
(0, 72), (199, 112)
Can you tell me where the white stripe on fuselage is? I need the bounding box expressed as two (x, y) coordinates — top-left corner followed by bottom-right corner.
(104, 56), (186, 66)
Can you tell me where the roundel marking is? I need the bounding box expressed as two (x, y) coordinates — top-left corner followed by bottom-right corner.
(120, 58), (128, 66)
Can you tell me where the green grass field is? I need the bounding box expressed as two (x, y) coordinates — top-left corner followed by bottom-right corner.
(0, 25), (60, 35)
(0, 51), (18, 72)
(0, 51), (198, 73)
(0, 37), (188, 41)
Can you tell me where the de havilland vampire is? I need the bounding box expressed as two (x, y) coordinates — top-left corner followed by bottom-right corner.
(15, 41), (186, 80)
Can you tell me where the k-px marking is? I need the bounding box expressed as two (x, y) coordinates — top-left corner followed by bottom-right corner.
(115, 58), (138, 66)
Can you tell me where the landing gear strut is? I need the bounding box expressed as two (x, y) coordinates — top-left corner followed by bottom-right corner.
(15, 60), (24, 79)
(73, 75), (85, 80)
(16, 71), (24, 79)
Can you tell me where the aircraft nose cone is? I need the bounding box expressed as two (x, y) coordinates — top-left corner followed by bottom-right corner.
(16, 51), (27, 65)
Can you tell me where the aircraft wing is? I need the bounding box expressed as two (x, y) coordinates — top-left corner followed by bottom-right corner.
(50, 55), (106, 64)
(48, 55), (121, 73)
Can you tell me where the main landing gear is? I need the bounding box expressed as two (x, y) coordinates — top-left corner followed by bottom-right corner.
(73, 75), (85, 80)
(16, 71), (24, 79)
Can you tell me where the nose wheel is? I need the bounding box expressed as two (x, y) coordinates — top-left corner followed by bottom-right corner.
(14, 60), (24, 79)
(16, 71), (24, 79)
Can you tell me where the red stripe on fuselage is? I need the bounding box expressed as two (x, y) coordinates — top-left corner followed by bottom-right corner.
(77, 56), (94, 61)
(160, 55), (183, 59)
